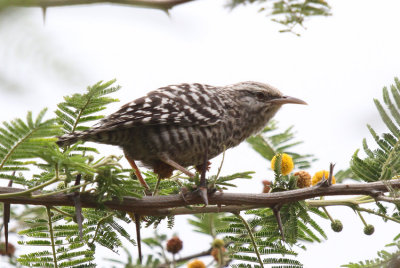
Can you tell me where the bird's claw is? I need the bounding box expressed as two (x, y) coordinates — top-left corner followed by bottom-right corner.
(185, 185), (216, 206)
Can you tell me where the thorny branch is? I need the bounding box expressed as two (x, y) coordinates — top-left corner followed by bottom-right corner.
(0, 179), (399, 216)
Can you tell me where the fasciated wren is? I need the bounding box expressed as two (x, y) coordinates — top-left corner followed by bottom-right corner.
(57, 81), (306, 183)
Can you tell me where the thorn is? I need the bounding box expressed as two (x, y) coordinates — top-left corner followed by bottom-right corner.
(134, 213), (143, 264)
(199, 187), (208, 206)
(4, 178), (13, 254)
(316, 164), (335, 188)
(162, 8), (171, 17)
(4, 202), (9, 254)
(273, 204), (285, 241)
(73, 174), (84, 239)
(316, 176), (327, 187)
(328, 163), (335, 186)
(41, 6), (47, 25)
(369, 189), (383, 197)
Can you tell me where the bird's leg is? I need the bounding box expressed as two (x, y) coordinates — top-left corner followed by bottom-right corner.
(125, 154), (151, 192)
(159, 155), (195, 178)
(156, 156), (194, 197)
(153, 177), (162, 196)
(198, 149), (209, 206)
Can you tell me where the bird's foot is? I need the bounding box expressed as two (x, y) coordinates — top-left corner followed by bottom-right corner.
(180, 183), (217, 206)
(192, 184), (217, 207)
(179, 187), (190, 203)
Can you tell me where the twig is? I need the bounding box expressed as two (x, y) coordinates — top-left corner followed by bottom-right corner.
(46, 207), (58, 268)
(89, 212), (115, 244)
(214, 147), (226, 182)
(376, 195), (400, 203)
(234, 212), (264, 267)
(308, 197), (400, 224)
(0, 177), (59, 198)
(31, 181), (92, 198)
(357, 206), (400, 224)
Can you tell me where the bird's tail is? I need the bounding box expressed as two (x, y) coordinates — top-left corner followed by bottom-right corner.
(56, 131), (92, 147)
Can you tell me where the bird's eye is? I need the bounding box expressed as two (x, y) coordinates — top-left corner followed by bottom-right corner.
(256, 92), (265, 100)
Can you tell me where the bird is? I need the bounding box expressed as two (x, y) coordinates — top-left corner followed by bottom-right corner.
(57, 81), (306, 191)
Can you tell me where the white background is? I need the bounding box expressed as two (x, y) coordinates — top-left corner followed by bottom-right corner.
(1, 0), (400, 267)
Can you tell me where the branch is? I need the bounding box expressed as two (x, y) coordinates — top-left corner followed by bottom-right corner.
(0, 179), (399, 216)
(2, 0), (195, 9)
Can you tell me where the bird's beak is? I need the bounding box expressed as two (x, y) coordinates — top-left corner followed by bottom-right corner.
(269, 95), (307, 105)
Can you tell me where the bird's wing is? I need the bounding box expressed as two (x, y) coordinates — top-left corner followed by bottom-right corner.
(93, 83), (226, 131)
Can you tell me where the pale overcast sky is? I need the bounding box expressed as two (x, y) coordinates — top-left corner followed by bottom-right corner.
(1, 0), (400, 267)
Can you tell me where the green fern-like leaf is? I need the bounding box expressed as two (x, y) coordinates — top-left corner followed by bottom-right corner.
(0, 108), (62, 184)
(220, 202), (327, 266)
(17, 207), (96, 268)
(218, 208), (309, 267)
(17, 206), (137, 268)
(342, 240), (400, 267)
(56, 79), (120, 134)
(351, 78), (400, 182)
(188, 213), (230, 237)
(227, 0), (330, 35)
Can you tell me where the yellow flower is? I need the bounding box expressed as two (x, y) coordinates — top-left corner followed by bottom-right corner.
(270, 153), (294, 175)
(187, 259), (206, 268)
(312, 170), (336, 185)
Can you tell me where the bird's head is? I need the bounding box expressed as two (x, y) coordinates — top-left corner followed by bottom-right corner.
(226, 81), (307, 114)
